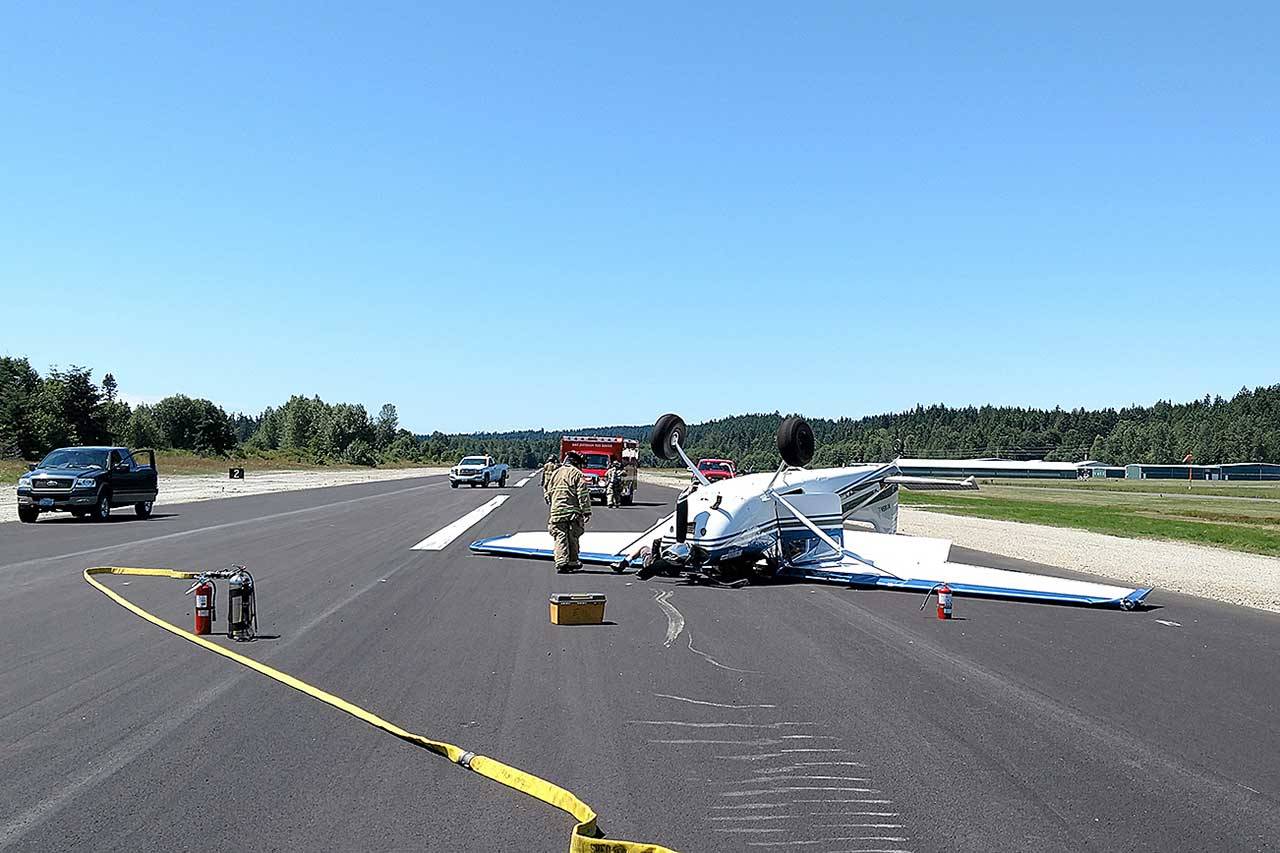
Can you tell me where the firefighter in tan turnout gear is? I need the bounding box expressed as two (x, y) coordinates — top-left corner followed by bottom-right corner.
(540, 455), (557, 505)
(547, 452), (591, 572)
(605, 459), (624, 508)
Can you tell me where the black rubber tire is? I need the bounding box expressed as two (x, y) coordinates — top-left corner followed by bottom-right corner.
(650, 413), (687, 461)
(482, 474), (490, 488)
(777, 416), (816, 467)
(450, 481), (458, 489)
(18, 506), (38, 523)
(93, 493), (112, 522)
(621, 491), (633, 506)
(499, 473), (508, 487)
(135, 500), (153, 519)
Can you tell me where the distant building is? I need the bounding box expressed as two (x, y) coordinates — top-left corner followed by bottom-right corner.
(894, 458), (1080, 480)
(880, 458), (1280, 482)
(1078, 461), (1126, 479)
(1217, 462), (1280, 481)
(1125, 464), (1218, 480)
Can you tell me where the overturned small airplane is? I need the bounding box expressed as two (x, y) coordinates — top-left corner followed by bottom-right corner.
(470, 414), (1153, 609)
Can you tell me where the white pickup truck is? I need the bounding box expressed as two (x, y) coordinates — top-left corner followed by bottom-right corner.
(449, 455), (510, 488)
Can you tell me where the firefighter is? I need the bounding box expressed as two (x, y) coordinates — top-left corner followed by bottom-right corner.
(606, 459), (624, 508)
(540, 454), (558, 505)
(547, 451), (591, 573)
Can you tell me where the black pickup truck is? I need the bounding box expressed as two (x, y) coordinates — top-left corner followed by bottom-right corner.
(16, 446), (159, 523)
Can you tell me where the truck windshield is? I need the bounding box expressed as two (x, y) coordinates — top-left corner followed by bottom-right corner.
(40, 449), (109, 469)
(582, 454), (610, 470)
(460, 457), (487, 466)
(700, 462), (731, 472)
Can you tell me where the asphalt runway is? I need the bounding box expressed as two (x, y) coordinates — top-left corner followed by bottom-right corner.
(2, 474), (1278, 852)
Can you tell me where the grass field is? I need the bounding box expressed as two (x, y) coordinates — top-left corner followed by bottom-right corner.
(1, 451), (431, 485)
(902, 478), (1280, 557)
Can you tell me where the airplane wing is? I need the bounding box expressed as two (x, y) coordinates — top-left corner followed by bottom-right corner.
(884, 475), (979, 491)
(471, 516), (671, 567)
(790, 530), (1152, 609)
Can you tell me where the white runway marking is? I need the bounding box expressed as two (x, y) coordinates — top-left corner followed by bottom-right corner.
(514, 476), (532, 488)
(655, 692), (776, 710)
(411, 495), (509, 550)
(1155, 619), (1182, 627)
(653, 590), (685, 647)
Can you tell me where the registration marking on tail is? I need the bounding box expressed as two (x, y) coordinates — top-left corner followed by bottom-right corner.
(412, 496), (509, 551)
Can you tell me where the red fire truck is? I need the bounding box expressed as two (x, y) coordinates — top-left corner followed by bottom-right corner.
(560, 436), (638, 505)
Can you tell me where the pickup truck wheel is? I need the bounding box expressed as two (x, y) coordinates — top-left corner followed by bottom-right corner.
(135, 500), (153, 519)
(499, 473), (508, 487)
(450, 481), (459, 489)
(18, 506), (38, 523)
(482, 474), (490, 487)
(93, 493), (112, 522)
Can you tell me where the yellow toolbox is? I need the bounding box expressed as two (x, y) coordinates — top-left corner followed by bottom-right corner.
(549, 593), (606, 625)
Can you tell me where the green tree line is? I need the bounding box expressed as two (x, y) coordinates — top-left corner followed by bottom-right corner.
(440, 385), (1280, 472)
(4, 356), (1278, 470)
(0, 358), (413, 467)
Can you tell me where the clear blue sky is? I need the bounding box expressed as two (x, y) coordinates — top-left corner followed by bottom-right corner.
(3, 3), (1277, 433)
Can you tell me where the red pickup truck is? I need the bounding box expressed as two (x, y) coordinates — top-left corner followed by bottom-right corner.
(695, 458), (737, 482)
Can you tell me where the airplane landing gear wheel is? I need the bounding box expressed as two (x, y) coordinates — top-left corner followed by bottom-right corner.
(650, 413), (687, 460)
(777, 416), (815, 467)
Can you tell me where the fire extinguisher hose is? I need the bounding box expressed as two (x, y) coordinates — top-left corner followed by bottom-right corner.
(84, 566), (677, 853)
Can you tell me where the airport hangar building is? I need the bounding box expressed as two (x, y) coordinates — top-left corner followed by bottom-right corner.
(1124, 462), (1280, 480)
(892, 459), (1280, 481)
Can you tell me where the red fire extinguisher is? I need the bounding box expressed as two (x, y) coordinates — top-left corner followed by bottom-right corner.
(193, 580), (215, 635)
(920, 583), (953, 619)
(936, 583), (953, 620)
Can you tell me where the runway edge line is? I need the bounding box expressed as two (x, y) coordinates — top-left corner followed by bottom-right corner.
(83, 565), (679, 853)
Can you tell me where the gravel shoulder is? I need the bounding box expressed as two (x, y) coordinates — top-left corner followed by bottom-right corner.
(639, 471), (1280, 613)
(3, 466), (449, 525)
(903, 507), (1280, 613)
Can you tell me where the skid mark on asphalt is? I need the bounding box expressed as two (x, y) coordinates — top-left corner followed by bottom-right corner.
(653, 590), (685, 647)
(687, 632), (761, 673)
(640, 710), (912, 852)
(411, 495), (509, 550)
(654, 692), (776, 710)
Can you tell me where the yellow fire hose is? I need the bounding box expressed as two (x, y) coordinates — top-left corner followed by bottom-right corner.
(84, 566), (678, 853)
